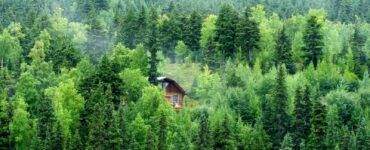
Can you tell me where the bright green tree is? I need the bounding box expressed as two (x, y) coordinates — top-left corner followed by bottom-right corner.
(128, 114), (149, 150)
(0, 90), (10, 149)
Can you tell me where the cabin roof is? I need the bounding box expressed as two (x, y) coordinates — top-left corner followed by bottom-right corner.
(157, 77), (186, 94)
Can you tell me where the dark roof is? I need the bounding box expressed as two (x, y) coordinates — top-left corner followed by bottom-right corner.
(157, 77), (186, 94)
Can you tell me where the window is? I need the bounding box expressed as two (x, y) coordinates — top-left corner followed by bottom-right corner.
(172, 95), (179, 105)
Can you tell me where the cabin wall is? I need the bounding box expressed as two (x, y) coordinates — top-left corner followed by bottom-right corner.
(164, 83), (184, 108)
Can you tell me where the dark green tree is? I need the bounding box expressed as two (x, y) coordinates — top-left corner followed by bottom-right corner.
(308, 100), (327, 149)
(302, 15), (324, 69)
(146, 8), (160, 85)
(292, 86), (312, 149)
(236, 7), (260, 67)
(215, 4), (239, 58)
(120, 5), (138, 49)
(276, 27), (295, 74)
(212, 114), (235, 149)
(195, 108), (211, 150)
(271, 65), (291, 149)
(351, 27), (367, 79)
(137, 6), (149, 44)
(184, 10), (202, 61)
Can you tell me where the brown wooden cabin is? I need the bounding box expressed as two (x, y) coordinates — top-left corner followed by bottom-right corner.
(157, 77), (186, 109)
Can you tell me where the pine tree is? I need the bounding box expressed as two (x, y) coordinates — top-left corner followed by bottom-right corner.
(196, 108), (211, 150)
(107, 110), (122, 149)
(120, 5), (138, 49)
(146, 8), (160, 85)
(276, 27), (295, 74)
(280, 133), (293, 150)
(308, 100), (327, 149)
(356, 118), (370, 150)
(128, 114), (149, 150)
(215, 4), (239, 58)
(271, 65), (291, 149)
(137, 6), (149, 44)
(184, 10), (202, 61)
(212, 113), (235, 149)
(302, 15), (324, 69)
(292, 86), (312, 149)
(236, 7), (260, 67)
(351, 27), (367, 79)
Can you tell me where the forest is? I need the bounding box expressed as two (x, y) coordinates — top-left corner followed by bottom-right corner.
(0, 0), (370, 149)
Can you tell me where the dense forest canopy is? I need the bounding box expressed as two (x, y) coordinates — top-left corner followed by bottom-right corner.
(0, 0), (370, 149)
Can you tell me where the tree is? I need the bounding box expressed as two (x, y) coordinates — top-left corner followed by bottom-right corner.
(45, 79), (84, 148)
(0, 90), (10, 149)
(195, 108), (211, 150)
(302, 15), (324, 69)
(120, 5), (138, 49)
(183, 10), (202, 61)
(0, 23), (23, 70)
(308, 100), (327, 149)
(215, 4), (239, 58)
(146, 8), (160, 85)
(212, 111), (235, 149)
(292, 86), (312, 149)
(270, 65), (291, 149)
(128, 114), (149, 150)
(280, 133), (293, 150)
(351, 27), (367, 79)
(200, 15), (218, 68)
(276, 27), (295, 74)
(236, 7), (260, 67)
(10, 96), (37, 149)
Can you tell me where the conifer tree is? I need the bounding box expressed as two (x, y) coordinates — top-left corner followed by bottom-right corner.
(213, 113), (235, 149)
(270, 65), (291, 149)
(146, 8), (160, 85)
(236, 7), (260, 66)
(196, 108), (211, 150)
(280, 133), (293, 150)
(356, 118), (370, 150)
(121, 5), (138, 49)
(215, 4), (239, 58)
(184, 10), (202, 61)
(276, 27), (295, 74)
(292, 86), (312, 149)
(302, 15), (324, 69)
(351, 27), (367, 79)
(308, 100), (327, 149)
(137, 6), (149, 44)
(128, 114), (149, 150)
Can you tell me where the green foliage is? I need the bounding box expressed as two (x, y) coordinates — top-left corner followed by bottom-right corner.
(302, 15), (324, 69)
(276, 27), (296, 74)
(237, 7), (260, 66)
(215, 4), (239, 59)
(0, 90), (10, 149)
(10, 96), (37, 149)
(147, 7), (160, 85)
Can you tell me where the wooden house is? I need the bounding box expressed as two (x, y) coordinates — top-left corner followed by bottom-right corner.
(157, 77), (186, 109)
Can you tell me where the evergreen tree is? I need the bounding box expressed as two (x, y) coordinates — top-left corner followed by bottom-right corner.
(280, 133), (293, 150)
(302, 15), (324, 69)
(351, 27), (367, 79)
(184, 10), (202, 61)
(146, 8), (160, 85)
(292, 86), (312, 149)
(276, 27), (295, 74)
(236, 7), (260, 67)
(137, 6), (149, 44)
(128, 114), (149, 150)
(212, 113), (235, 149)
(215, 4), (239, 58)
(356, 118), (370, 150)
(308, 100), (327, 149)
(120, 5), (138, 49)
(107, 110), (122, 149)
(195, 108), (211, 150)
(271, 65), (291, 149)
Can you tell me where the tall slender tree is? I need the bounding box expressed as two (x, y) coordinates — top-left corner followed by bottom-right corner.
(308, 100), (327, 149)
(237, 7), (260, 67)
(276, 27), (295, 74)
(146, 8), (160, 85)
(351, 27), (367, 79)
(302, 15), (324, 69)
(215, 4), (239, 58)
(184, 10), (202, 61)
(292, 86), (312, 149)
